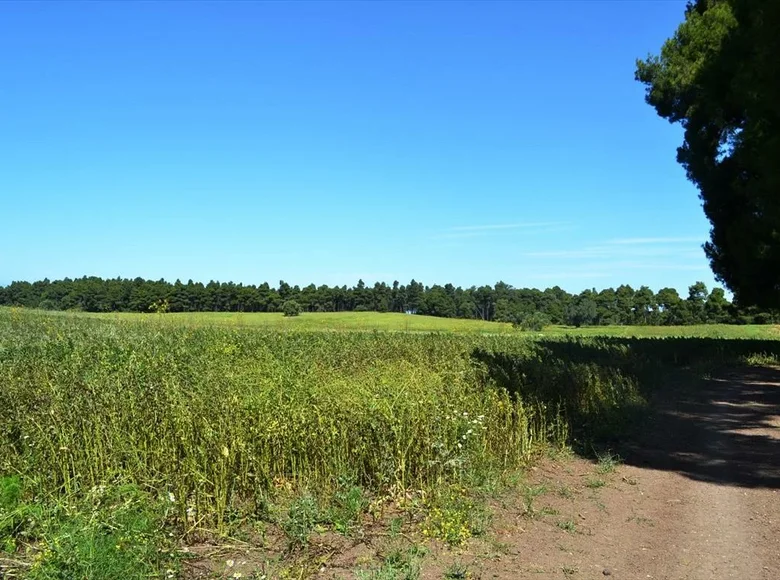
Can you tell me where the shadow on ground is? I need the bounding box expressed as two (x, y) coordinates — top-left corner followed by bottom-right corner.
(475, 337), (780, 490)
(620, 365), (780, 489)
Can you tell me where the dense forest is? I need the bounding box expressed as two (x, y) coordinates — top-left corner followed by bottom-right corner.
(1, 276), (775, 326)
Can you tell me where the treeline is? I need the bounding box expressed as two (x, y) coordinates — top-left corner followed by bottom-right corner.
(0, 276), (775, 326)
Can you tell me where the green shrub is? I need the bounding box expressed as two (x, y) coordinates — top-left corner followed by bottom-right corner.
(282, 494), (319, 549)
(282, 300), (302, 317)
(516, 312), (550, 331)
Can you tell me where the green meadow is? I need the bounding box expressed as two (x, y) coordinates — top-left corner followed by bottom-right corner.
(41, 308), (780, 339)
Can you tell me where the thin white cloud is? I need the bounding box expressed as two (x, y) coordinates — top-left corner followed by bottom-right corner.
(524, 237), (707, 259)
(524, 247), (611, 259)
(450, 221), (569, 232)
(523, 271), (612, 280)
(607, 236), (704, 245)
(434, 221), (571, 240)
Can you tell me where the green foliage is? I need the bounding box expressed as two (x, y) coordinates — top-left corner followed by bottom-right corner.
(520, 484), (548, 519)
(326, 485), (368, 536)
(148, 298), (170, 314)
(0, 275), (752, 327)
(421, 487), (490, 546)
(0, 476), (22, 511)
(557, 519), (577, 533)
(356, 547), (424, 580)
(565, 296), (597, 328)
(515, 311), (551, 332)
(637, 0), (780, 308)
(595, 451), (621, 474)
(444, 562), (470, 579)
(281, 494), (319, 549)
(585, 477), (606, 489)
(0, 482), (176, 580)
(282, 299), (302, 317)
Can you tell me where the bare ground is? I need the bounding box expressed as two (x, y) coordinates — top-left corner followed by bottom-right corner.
(187, 367), (780, 579)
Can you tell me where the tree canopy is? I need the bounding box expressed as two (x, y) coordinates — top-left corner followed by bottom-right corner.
(636, 0), (780, 308)
(0, 275), (773, 326)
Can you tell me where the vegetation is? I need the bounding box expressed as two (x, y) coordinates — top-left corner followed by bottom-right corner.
(2, 275), (776, 326)
(3, 309), (780, 576)
(282, 299), (302, 317)
(637, 0), (780, 308)
(35, 309), (780, 339)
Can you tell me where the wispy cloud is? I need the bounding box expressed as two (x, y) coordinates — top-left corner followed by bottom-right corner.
(521, 260), (708, 283)
(606, 236), (704, 245)
(450, 221), (569, 232)
(433, 221), (571, 240)
(524, 236), (706, 260)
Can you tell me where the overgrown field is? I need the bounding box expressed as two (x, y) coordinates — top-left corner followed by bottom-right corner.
(2, 308), (780, 578)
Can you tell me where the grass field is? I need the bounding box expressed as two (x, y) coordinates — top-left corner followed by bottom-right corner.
(2, 307), (779, 578)
(36, 308), (780, 339)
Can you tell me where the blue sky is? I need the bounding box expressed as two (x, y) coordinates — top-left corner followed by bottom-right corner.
(0, 1), (716, 293)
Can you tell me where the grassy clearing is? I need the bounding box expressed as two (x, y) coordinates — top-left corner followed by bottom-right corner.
(2, 308), (780, 577)
(57, 310), (518, 333)
(24, 308), (780, 339)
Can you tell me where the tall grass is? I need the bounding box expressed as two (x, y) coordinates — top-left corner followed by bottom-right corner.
(2, 308), (778, 536)
(0, 311), (560, 530)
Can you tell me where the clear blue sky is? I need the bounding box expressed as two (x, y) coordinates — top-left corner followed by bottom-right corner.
(0, 0), (717, 294)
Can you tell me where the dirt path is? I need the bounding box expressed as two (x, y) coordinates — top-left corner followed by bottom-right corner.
(422, 367), (780, 579)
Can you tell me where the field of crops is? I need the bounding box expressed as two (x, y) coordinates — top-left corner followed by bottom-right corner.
(2, 307), (780, 578)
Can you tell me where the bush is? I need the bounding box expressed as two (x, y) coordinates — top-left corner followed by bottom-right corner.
(515, 312), (550, 332)
(282, 300), (302, 317)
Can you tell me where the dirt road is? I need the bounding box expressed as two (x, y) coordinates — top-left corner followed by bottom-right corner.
(422, 367), (780, 579)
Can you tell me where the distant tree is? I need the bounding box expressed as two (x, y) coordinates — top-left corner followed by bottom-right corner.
(615, 285), (635, 325)
(541, 286), (568, 324)
(391, 280), (404, 312)
(473, 286), (495, 321)
(633, 286), (657, 324)
(687, 281), (709, 324)
(278, 280), (293, 302)
(565, 296), (598, 328)
(0, 276), (742, 327)
(405, 279), (424, 313)
(282, 300), (302, 317)
(493, 298), (516, 323)
(457, 299), (476, 319)
(705, 287), (730, 323)
(595, 287), (619, 325)
(421, 285), (456, 318)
